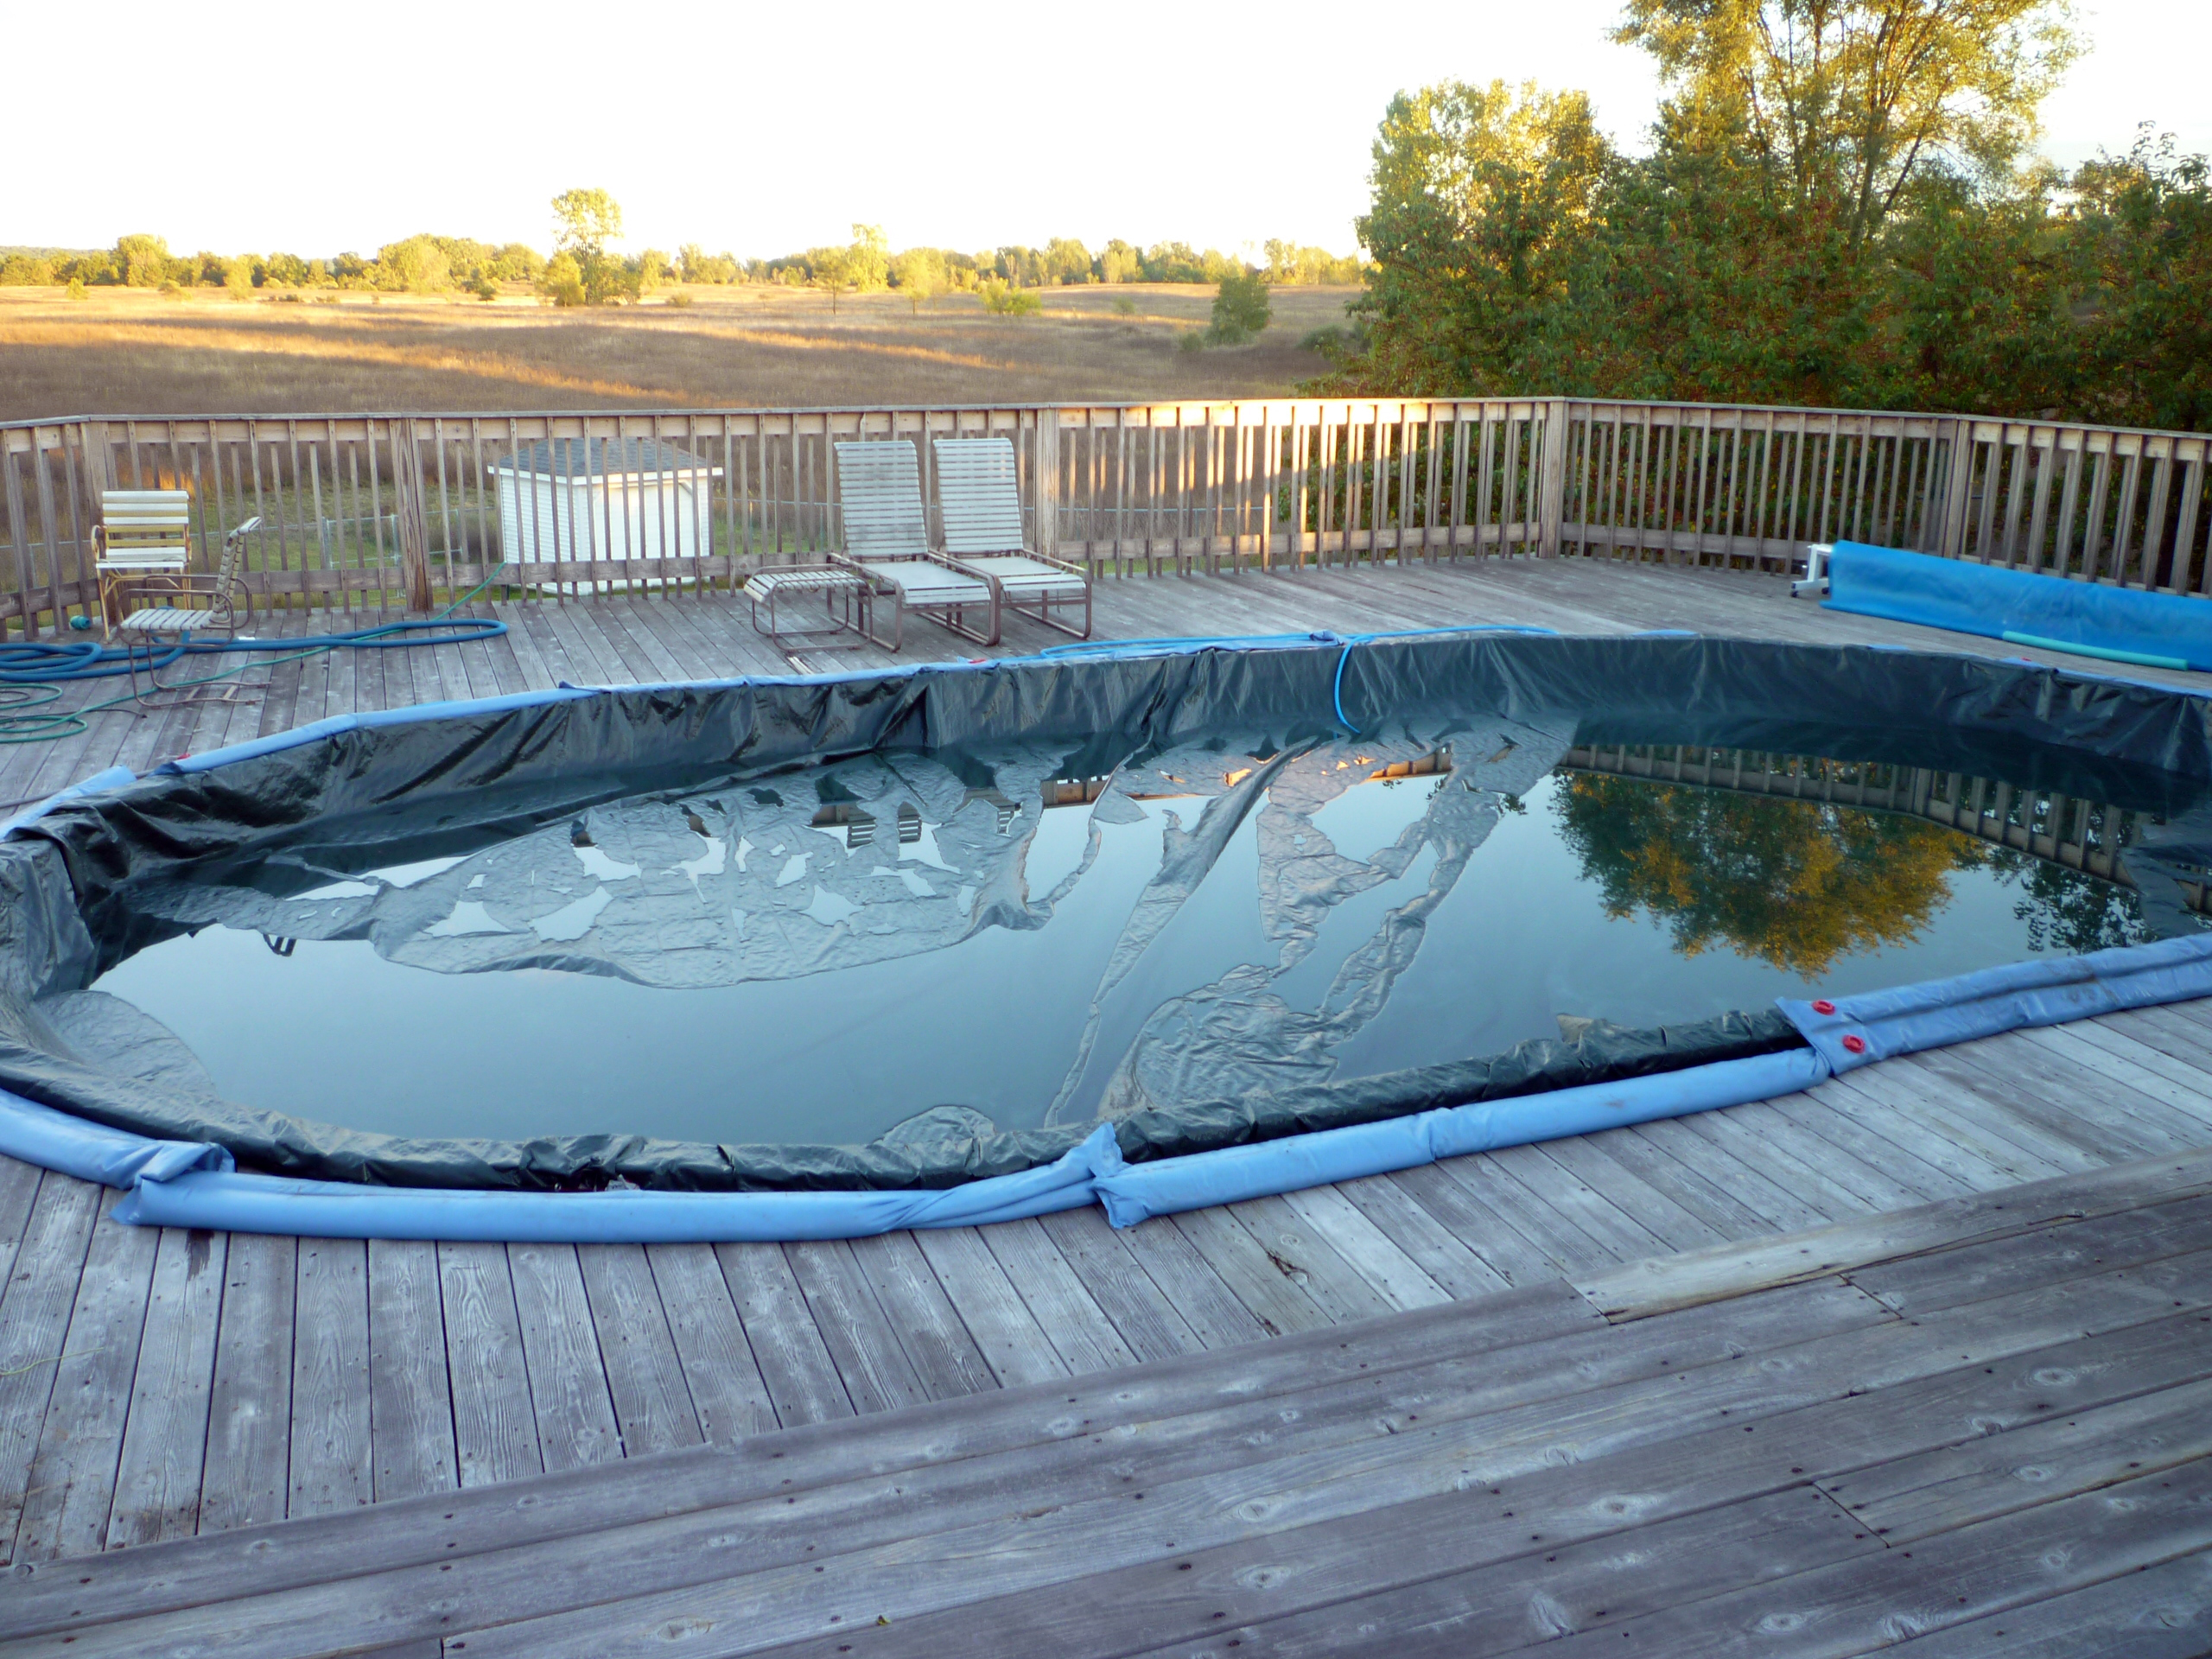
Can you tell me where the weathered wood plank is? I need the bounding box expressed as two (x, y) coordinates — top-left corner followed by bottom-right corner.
(439, 1305), (2212, 1659)
(645, 1243), (778, 1446)
(1549, 1460), (2212, 1659)
(10, 1191), (159, 1562)
(843, 1230), (1002, 1397)
(1872, 1544), (2212, 1657)
(1034, 1207), (1205, 1363)
(506, 1243), (622, 1472)
(1579, 1145), (2212, 1319)
(1820, 1373), (2212, 1544)
(1111, 1215), (1274, 1349)
(912, 1226), (1071, 1387)
(783, 1239), (928, 1415)
(1380, 1161), (1560, 1286)
(1276, 1185), (1454, 1310)
(198, 1230), (298, 1535)
(366, 1238), (458, 1503)
(1431, 1151), (1621, 1272)
(288, 1237), (372, 1519)
(0, 1281), (1598, 1642)
(436, 1242), (542, 1488)
(578, 1243), (704, 1458)
(0, 1175), (101, 1562)
(978, 1217), (1142, 1376)
(105, 1227), (226, 1548)
(1321, 1173), (1512, 1299)
(713, 1243), (855, 1426)
(1628, 1116), (1837, 1233)
(1847, 1192), (2212, 1316)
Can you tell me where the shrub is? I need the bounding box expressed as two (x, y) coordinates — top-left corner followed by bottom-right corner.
(979, 278), (1041, 317)
(1110, 296), (1137, 316)
(537, 253), (587, 308)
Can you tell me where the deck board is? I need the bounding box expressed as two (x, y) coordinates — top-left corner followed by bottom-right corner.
(2, 558), (2211, 1619)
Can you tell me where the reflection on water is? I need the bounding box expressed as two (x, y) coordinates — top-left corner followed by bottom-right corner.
(79, 721), (2187, 1147)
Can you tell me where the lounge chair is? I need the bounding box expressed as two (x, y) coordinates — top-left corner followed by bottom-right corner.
(932, 437), (1091, 639)
(829, 441), (1001, 645)
(106, 499), (260, 702)
(93, 489), (195, 635)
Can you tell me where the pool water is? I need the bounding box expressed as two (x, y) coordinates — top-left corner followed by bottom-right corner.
(86, 719), (2160, 1147)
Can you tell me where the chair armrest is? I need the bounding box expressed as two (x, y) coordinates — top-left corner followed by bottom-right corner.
(225, 516), (263, 550)
(926, 551), (1001, 587)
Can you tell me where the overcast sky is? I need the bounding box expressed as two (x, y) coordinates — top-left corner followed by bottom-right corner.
(8, 0), (2206, 260)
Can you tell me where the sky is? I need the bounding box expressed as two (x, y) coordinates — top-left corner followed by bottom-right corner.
(6, 0), (2207, 262)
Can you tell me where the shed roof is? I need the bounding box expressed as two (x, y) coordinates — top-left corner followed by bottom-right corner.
(493, 437), (721, 480)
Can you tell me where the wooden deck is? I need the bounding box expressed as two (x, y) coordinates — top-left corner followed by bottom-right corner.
(3, 557), (2212, 1653)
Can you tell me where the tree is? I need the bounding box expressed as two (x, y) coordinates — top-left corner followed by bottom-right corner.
(2065, 128), (2212, 432)
(377, 235), (451, 294)
(550, 188), (626, 304)
(1206, 270), (1272, 344)
(845, 224), (890, 293)
(1100, 240), (1141, 283)
(1615, 0), (2080, 255)
(1350, 79), (1612, 394)
(1044, 237), (1094, 284)
(113, 232), (174, 288)
(890, 247), (947, 313)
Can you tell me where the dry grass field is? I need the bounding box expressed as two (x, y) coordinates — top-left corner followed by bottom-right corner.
(0, 283), (1359, 420)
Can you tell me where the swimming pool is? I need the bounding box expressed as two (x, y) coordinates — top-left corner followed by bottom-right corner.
(4, 632), (2209, 1199)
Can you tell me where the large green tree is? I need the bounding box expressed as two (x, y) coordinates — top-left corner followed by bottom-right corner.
(1322, 0), (2212, 429)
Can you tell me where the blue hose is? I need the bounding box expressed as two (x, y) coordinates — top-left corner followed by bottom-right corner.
(1332, 624), (1558, 732)
(0, 617), (507, 685)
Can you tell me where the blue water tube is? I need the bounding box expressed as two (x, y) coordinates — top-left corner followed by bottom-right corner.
(6, 928), (2211, 1241)
(1824, 540), (2212, 671)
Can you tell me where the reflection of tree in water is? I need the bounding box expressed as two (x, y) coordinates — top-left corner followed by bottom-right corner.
(1980, 847), (2152, 955)
(1554, 774), (1974, 976)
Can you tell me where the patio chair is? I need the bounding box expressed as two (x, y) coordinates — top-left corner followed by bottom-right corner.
(829, 441), (1001, 646)
(111, 508), (260, 704)
(92, 489), (195, 634)
(931, 436), (1092, 639)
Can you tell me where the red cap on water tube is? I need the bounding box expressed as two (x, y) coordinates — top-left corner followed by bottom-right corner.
(1841, 1034), (1867, 1055)
(1811, 999), (1836, 1015)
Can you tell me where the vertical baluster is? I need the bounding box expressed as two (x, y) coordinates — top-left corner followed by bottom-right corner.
(2171, 446), (2207, 594)
(2050, 433), (2085, 575)
(2109, 442), (2144, 587)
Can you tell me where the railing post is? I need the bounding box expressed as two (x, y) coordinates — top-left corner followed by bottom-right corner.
(3, 431), (35, 638)
(1537, 397), (1569, 555)
(1034, 406), (1060, 560)
(1935, 416), (1976, 560)
(392, 417), (434, 612)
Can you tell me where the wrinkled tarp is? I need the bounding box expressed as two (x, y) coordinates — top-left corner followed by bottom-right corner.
(1826, 539), (2212, 671)
(0, 632), (2207, 1191)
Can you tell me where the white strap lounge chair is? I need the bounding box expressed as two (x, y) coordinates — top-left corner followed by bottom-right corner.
(830, 442), (1001, 646)
(932, 437), (1092, 640)
(93, 489), (195, 635)
(109, 505), (260, 703)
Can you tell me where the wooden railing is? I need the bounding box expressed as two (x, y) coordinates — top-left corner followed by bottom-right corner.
(2, 399), (2207, 635)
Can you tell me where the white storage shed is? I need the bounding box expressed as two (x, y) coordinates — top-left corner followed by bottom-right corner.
(493, 437), (722, 590)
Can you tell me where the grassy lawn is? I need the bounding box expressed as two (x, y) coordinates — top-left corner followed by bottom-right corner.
(0, 283), (1359, 420)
